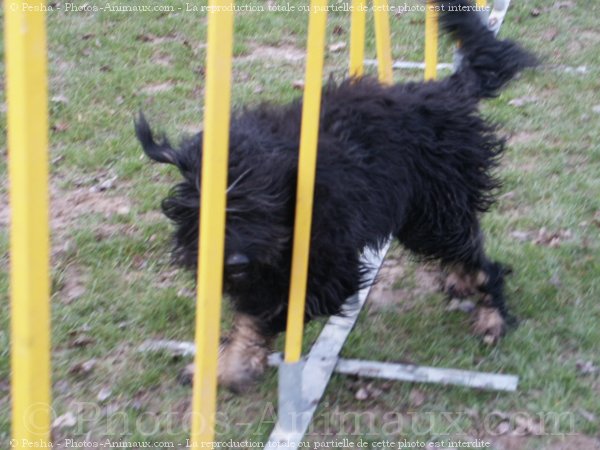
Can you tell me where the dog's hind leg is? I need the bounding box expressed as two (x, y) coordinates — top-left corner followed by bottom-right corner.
(444, 257), (511, 345)
(398, 220), (511, 345)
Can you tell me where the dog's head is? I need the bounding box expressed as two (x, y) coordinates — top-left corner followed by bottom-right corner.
(135, 113), (295, 286)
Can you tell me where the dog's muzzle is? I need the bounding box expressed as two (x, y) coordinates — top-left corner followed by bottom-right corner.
(226, 253), (250, 281)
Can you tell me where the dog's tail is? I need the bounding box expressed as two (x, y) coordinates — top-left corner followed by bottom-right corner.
(438, 0), (537, 98)
(135, 112), (180, 166)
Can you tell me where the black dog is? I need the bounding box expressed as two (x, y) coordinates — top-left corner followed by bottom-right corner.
(136, 0), (536, 391)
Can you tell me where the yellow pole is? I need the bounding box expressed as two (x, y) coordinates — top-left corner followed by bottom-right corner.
(349, 0), (366, 77)
(476, 0), (487, 6)
(373, 0), (393, 84)
(284, 0), (328, 363)
(5, 1), (52, 447)
(189, 0), (234, 446)
(424, 0), (439, 80)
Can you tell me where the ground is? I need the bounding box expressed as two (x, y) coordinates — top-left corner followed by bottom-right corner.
(0, 0), (599, 449)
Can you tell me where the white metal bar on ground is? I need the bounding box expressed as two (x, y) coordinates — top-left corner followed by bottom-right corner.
(265, 242), (391, 449)
(335, 359), (518, 391)
(363, 59), (454, 71)
(266, 354), (518, 392)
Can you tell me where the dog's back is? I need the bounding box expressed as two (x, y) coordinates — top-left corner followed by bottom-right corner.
(309, 0), (537, 255)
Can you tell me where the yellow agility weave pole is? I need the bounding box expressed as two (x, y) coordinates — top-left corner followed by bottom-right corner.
(349, 0), (366, 77)
(284, 0), (328, 364)
(373, 0), (393, 84)
(5, 1), (52, 447)
(425, 0), (439, 80)
(190, 0), (234, 446)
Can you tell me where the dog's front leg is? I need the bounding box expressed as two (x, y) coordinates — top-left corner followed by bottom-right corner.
(217, 313), (273, 393)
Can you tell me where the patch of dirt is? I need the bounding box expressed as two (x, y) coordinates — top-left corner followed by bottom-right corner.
(49, 58), (75, 86)
(368, 253), (442, 312)
(0, 182), (134, 255)
(509, 227), (574, 248)
(579, 30), (600, 44)
(141, 81), (175, 94)
(508, 131), (542, 146)
(151, 52), (174, 68)
(58, 265), (90, 304)
(237, 43), (305, 63)
(136, 32), (179, 44)
(51, 186), (132, 230)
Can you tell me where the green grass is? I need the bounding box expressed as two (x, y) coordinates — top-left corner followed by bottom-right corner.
(1, 0), (599, 448)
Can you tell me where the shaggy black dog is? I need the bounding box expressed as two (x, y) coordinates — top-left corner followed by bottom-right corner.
(136, 0), (536, 391)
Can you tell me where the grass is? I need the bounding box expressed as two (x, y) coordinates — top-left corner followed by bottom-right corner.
(1, 0), (599, 448)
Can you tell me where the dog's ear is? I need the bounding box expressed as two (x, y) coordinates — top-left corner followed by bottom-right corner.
(135, 112), (179, 166)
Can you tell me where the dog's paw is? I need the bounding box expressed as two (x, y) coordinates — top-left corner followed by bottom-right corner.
(176, 342), (268, 393)
(218, 340), (269, 393)
(472, 306), (506, 345)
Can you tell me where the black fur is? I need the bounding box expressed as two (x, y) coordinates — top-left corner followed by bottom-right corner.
(136, 0), (535, 336)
